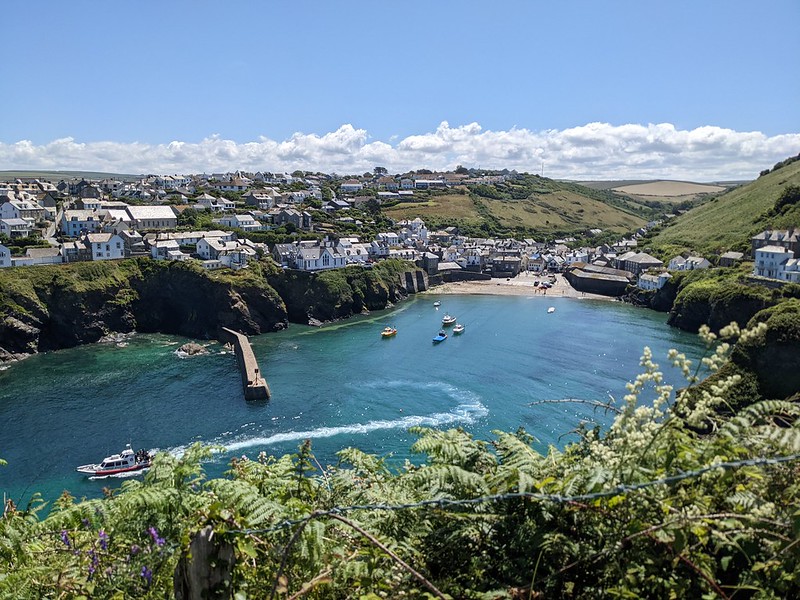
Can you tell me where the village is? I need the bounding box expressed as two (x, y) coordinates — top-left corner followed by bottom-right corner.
(1, 171), (798, 293)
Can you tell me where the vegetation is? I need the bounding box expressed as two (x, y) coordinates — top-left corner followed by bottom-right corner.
(2, 322), (799, 599)
(647, 158), (800, 256)
(381, 175), (649, 238)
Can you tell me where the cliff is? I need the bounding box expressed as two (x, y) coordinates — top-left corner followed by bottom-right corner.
(267, 259), (427, 324)
(0, 259), (288, 361)
(687, 299), (800, 408)
(0, 258), (427, 361)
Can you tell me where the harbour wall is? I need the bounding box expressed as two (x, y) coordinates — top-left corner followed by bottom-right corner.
(220, 327), (270, 400)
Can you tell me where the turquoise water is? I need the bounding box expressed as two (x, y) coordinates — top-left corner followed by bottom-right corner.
(0, 294), (705, 507)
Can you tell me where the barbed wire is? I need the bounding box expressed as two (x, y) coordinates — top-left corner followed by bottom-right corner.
(230, 452), (800, 536)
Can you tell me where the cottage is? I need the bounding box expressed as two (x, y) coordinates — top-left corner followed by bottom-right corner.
(61, 209), (103, 237)
(638, 271), (672, 290)
(84, 233), (125, 261)
(296, 245), (346, 271)
(719, 251), (744, 267)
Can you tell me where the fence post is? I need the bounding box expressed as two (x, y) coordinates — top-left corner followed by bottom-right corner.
(174, 525), (235, 600)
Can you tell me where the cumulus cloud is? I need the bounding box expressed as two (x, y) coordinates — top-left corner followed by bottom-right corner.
(1, 122), (798, 181)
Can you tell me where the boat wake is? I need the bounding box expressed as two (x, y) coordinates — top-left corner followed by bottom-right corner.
(224, 381), (488, 453)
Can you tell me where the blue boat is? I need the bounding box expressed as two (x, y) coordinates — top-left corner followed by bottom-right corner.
(432, 330), (448, 344)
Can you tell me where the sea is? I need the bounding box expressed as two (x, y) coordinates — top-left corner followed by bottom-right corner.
(0, 293), (707, 508)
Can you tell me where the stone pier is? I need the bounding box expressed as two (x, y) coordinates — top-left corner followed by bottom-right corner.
(220, 327), (270, 400)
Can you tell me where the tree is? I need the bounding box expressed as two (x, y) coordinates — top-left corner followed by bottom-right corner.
(374, 166), (388, 175)
(455, 165), (469, 175)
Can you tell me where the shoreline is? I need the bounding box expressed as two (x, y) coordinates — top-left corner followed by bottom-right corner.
(427, 273), (617, 302)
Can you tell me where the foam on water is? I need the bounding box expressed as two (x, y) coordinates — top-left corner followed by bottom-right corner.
(223, 380), (488, 452)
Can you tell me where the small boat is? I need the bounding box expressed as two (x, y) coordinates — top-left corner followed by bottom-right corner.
(432, 330), (448, 344)
(76, 445), (153, 476)
(442, 314), (457, 326)
(452, 323), (465, 335)
(381, 326), (397, 338)
(547, 307), (556, 314)
(433, 301), (441, 307)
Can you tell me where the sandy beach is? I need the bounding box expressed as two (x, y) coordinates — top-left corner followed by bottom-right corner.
(429, 272), (616, 301)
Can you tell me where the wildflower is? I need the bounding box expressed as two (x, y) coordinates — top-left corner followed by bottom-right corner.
(98, 529), (109, 551)
(140, 565), (153, 586)
(81, 518), (90, 529)
(60, 530), (71, 548)
(148, 526), (165, 547)
(130, 544), (141, 556)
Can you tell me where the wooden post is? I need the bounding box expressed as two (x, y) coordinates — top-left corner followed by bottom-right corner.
(174, 526), (235, 600)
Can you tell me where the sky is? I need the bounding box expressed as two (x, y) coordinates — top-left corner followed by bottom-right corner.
(1, 0), (798, 181)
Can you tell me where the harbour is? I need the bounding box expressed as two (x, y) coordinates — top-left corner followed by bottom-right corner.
(0, 294), (705, 508)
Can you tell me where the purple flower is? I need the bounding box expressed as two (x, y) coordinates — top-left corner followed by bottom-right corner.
(148, 526), (165, 547)
(60, 530), (71, 548)
(141, 565), (152, 586)
(98, 529), (109, 551)
(81, 518), (90, 529)
(130, 544), (141, 556)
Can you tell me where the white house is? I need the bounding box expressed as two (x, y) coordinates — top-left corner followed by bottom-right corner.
(638, 271), (672, 290)
(781, 258), (800, 283)
(669, 255), (711, 271)
(0, 199), (46, 225)
(753, 245), (793, 279)
(84, 233), (125, 260)
(0, 217), (32, 238)
(296, 245), (346, 271)
(216, 214), (262, 231)
(0, 243), (11, 268)
(340, 179), (363, 193)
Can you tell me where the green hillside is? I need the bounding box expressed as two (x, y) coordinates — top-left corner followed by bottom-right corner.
(383, 174), (649, 237)
(647, 155), (800, 255)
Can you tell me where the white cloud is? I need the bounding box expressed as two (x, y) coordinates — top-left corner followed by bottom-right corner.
(1, 122), (798, 181)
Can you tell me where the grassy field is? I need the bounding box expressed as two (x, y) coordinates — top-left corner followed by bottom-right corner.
(382, 183), (647, 235)
(382, 193), (483, 225)
(612, 181), (727, 196)
(484, 190), (645, 233)
(647, 158), (800, 255)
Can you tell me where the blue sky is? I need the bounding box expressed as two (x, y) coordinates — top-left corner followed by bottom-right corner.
(1, 0), (798, 179)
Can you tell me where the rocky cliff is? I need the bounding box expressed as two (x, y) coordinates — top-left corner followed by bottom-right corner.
(267, 259), (427, 324)
(0, 259), (288, 361)
(0, 258), (427, 361)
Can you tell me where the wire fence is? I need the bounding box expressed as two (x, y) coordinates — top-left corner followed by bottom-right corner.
(230, 452), (800, 536)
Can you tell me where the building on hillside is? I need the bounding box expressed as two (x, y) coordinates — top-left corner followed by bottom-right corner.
(83, 233), (125, 260)
(0, 243), (10, 268)
(753, 245), (794, 279)
(616, 251), (663, 276)
(668, 255), (711, 271)
(125, 205), (178, 230)
(751, 229), (800, 257)
(719, 251), (744, 267)
(61, 209), (103, 237)
(638, 271), (672, 290)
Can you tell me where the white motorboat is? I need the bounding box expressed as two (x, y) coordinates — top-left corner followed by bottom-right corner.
(76, 444), (153, 476)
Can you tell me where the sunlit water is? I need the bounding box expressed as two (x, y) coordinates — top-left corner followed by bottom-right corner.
(0, 294), (705, 507)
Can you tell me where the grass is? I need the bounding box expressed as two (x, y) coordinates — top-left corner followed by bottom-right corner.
(382, 194), (482, 224)
(382, 185), (646, 235)
(648, 159), (800, 255)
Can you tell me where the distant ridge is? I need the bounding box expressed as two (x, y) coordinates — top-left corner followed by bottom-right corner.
(0, 169), (141, 181)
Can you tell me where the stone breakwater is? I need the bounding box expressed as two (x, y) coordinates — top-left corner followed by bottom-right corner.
(220, 327), (270, 400)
